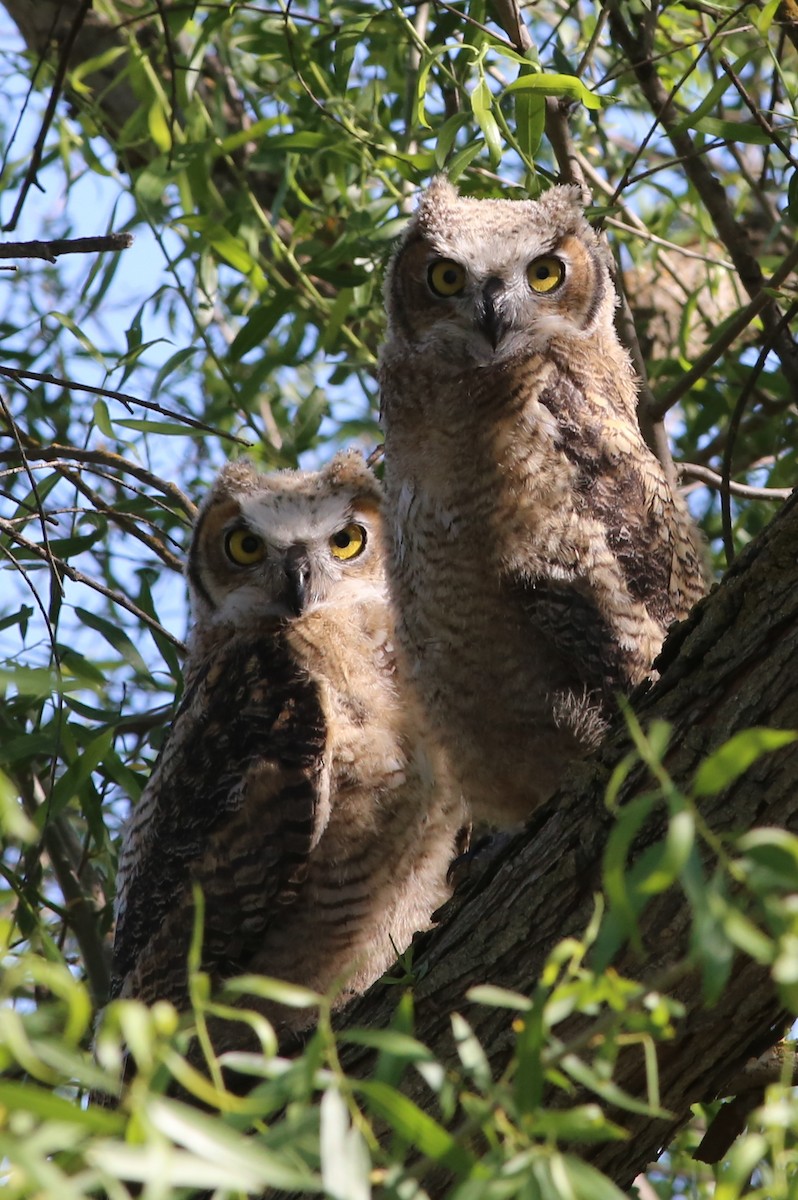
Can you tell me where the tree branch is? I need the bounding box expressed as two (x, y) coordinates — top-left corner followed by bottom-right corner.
(332, 486), (798, 1192)
(603, 0), (798, 395)
(679, 461), (792, 501)
(0, 518), (187, 652)
(0, 366), (251, 448)
(2, 0), (92, 231)
(0, 233), (133, 262)
(651, 240), (798, 420)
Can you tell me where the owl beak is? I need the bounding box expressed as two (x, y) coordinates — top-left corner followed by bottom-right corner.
(283, 544), (311, 615)
(477, 277), (509, 350)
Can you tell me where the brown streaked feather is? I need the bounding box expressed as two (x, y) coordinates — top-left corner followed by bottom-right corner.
(112, 630), (325, 1006)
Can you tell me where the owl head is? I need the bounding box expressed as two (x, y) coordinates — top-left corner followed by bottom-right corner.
(187, 451), (385, 633)
(383, 176), (614, 365)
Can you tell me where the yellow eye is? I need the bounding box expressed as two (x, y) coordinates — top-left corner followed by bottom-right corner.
(428, 259), (467, 297)
(527, 256), (565, 294)
(225, 527), (266, 566)
(330, 523), (367, 561)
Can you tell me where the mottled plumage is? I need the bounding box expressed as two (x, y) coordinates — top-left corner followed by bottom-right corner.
(112, 451), (466, 1048)
(380, 178), (707, 826)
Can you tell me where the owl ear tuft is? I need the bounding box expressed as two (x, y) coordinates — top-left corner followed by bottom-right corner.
(536, 184), (598, 240)
(323, 450), (382, 504)
(414, 175), (460, 227)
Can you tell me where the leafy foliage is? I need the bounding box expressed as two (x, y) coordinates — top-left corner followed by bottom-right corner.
(0, 0), (797, 1196)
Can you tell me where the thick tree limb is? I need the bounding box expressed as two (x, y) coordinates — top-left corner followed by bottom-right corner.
(334, 487), (798, 1193)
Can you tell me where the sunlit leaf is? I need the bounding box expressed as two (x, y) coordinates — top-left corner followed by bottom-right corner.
(693, 729), (797, 797)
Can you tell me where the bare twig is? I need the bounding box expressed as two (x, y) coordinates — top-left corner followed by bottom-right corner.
(39, 461), (186, 573)
(0, 518), (187, 653)
(0, 458), (192, 538)
(694, 1091), (766, 1164)
(0, 442), (197, 522)
(576, 8), (609, 78)
(716, 1041), (798, 1097)
(719, 56), (798, 170)
(3, 0), (93, 232)
(679, 462), (792, 501)
(720, 302), (798, 565)
(543, 96), (591, 198)
(603, 1), (798, 393)
(0, 233), (134, 263)
(0, 366), (250, 447)
(604, 216), (735, 270)
(489, 0), (533, 51)
(651, 240), (798, 420)
(0, 396), (64, 600)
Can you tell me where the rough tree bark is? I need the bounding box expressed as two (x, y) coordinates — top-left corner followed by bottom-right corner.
(333, 485), (798, 1192)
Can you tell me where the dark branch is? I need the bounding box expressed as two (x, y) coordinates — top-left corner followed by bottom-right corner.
(0, 233), (134, 262)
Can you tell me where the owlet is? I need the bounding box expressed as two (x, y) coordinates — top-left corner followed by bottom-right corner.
(379, 178), (707, 826)
(111, 451), (467, 1054)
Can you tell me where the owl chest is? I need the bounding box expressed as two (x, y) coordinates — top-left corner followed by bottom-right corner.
(312, 644), (411, 825)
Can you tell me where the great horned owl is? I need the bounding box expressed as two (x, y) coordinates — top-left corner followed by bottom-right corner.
(379, 177), (707, 827)
(111, 451), (466, 1051)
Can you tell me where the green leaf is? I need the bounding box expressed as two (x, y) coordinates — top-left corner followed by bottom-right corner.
(638, 807), (695, 895)
(357, 1080), (477, 1174)
(504, 71), (603, 110)
(693, 728), (797, 797)
(736, 827), (798, 890)
(115, 419), (209, 436)
(560, 1054), (671, 1119)
(0, 1080), (121, 1132)
(230, 301), (287, 359)
(92, 398), (114, 437)
(756, 0), (782, 33)
(788, 169), (798, 222)
(434, 112), (471, 169)
(668, 49), (759, 137)
(525, 1105), (627, 1144)
(602, 792), (656, 947)
(722, 907), (774, 964)
(150, 345), (201, 397)
(692, 116), (775, 146)
(145, 1096), (321, 1190)
(47, 311), (106, 364)
(220, 974), (321, 1008)
(341, 1029), (433, 1061)
(75, 606), (149, 674)
(48, 729), (114, 818)
(515, 90), (546, 164)
(446, 139), (484, 182)
(470, 78), (503, 168)
(0, 769), (36, 841)
(320, 1088), (370, 1200)
(451, 1012), (492, 1091)
(554, 1152), (630, 1199)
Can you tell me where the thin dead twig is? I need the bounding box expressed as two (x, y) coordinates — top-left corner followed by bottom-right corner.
(0, 366), (250, 448)
(0, 518), (187, 653)
(4, 0), (93, 232)
(679, 462), (792, 501)
(720, 302), (798, 565)
(652, 241), (798, 420)
(0, 441), (198, 521)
